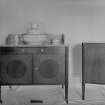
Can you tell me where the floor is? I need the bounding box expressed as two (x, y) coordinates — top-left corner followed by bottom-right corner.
(0, 84), (105, 105)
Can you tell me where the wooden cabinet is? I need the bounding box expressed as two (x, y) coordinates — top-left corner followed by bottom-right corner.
(0, 46), (67, 85)
(0, 45), (69, 103)
(82, 43), (105, 99)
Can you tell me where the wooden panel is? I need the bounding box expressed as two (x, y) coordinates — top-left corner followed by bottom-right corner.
(83, 44), (105, 84)
(0, 46), (65, 54)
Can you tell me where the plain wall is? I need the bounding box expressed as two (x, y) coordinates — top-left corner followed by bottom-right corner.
(1, 0), (105, 87)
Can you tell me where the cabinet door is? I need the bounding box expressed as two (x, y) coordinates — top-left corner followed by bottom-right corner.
(84, 46), (105, 84)
(33, 54), (65, 85)
(0, 54), (32, 85)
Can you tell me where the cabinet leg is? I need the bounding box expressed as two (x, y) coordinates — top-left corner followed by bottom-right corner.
(65, 46), (69, 104)
(82, 82), (85, 100)
(65, 81), (68, 104)
(0, 85), (2, 104)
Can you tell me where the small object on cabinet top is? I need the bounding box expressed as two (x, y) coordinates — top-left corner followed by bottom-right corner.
(26, 23), (41, 35)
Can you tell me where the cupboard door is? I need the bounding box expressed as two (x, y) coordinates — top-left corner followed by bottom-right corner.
(84, 46), (105, 84)
(0, 54), (32, 85)
(33, 54), (65, 85)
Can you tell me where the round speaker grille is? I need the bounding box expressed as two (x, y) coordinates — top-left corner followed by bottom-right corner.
(6, 60), (26, 78)
(39, 59), (59, 79)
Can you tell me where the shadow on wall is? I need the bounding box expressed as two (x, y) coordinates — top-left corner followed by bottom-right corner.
(72, 44), (82, 82)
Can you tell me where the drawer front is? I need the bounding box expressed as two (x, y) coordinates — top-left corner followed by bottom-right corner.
(37, 47), (65, 54)
(0, 46), (65, 54)
(0, 47), (27, 54)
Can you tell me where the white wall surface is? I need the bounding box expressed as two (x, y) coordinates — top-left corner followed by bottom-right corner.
(0, 0), (105, 88)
